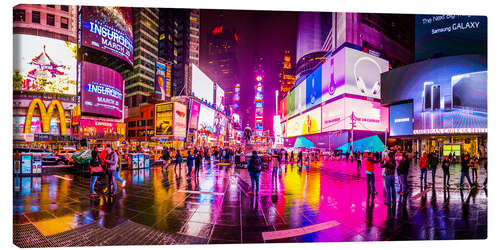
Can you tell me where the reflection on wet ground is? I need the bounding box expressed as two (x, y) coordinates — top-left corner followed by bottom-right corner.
(13, 159), (487, 246)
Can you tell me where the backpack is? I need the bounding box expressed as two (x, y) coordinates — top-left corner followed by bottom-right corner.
(251, 157), (262, 172)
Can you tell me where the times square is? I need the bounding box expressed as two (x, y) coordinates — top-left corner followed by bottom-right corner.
(11, 4), (487, 247)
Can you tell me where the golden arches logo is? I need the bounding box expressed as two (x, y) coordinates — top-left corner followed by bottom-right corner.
(24, 98), (67, 135)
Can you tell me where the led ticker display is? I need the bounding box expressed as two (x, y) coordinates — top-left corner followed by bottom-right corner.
(381, 54), (487, 134)
(192, 64), (214, 105)
(286, 107), (321, 137)
(80, 6), (134, 66)
(13, 34), (77, 95)
(80, 62), (123, 118)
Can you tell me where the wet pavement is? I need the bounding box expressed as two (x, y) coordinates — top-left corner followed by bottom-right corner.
(13, 158), (487, 246)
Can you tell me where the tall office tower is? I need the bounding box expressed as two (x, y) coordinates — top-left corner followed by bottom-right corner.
(206, 17), (239, 106)
(124, 8), (159, 108)
(322, 13), (414, 69)
(158, 9), (200, 97)
(278, 50), (296, 101)
(295, 12), (332, 83)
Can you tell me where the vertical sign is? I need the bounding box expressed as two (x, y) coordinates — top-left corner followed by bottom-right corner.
(155, 102), (173, 137)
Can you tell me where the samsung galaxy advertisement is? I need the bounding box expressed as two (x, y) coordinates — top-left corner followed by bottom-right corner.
(322, 97), (388, 132)
(286, 107), (321, 137)
(415, 15), (487, 61)
(192, 65), (214, 105)
(389, 102), (414, 136)
(381, 54), (487, 134)
(81, 61), (123, 118)
(13, 34), (77, 95)
(80, 6), (134, 65)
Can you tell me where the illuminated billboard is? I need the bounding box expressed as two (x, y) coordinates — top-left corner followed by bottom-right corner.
(415, 15), (487, 61)
(80, 6), (134, 66)
(189, 101), (201, 129)
(390, 102), (414, 136)
(198, 104), (215, 134)
(322, 97), (388, 132)
(13, 34), (77, 95)
(14, 116), (67, 135)
(215, 111), (227, 136)
(173, 102), (187, 138)
(286, 107), (321, 137)
(306, 65), (322, 109)
(192, 64), (214, 105)
(154, 59), (171, 100)
(155, 102), (173, 137)
(80, 61), (123, 118)
(216, 84), (225, 110)
(80, 119), (120, 136)
(295, 80), (306, 114)
(286, 89), (295, 118)
(280, 98), (287, 120)
(381, 54), (487, 134)
(321, 48), (345, 102)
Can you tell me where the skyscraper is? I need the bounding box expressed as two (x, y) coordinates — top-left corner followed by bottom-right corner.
(254, 56), (264, 136)
(124, 8), (159, 108)
(278, 50), (296, 101)
(158, 8), (200, 97)
(206, 16), (239, 106)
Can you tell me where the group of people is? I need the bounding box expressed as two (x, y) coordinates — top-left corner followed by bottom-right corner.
(89, 144), (126, 197)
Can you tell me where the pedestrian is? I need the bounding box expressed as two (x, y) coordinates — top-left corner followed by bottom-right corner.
(356, 152), (362, 169)
(364, 152), (379, 195)
(297, 150), (303, 167)
(194, 150), (202, 176)
(186, 151), (195, 178)
(104, 147), (118, 195)
(162, 148), (171, 168)
(460, 153), (474, 189)
(284, 150), (288, 164)
(174, 150), (182, 170)
(483, 159), (487, 189)
(277, 150), (282, 166)
(442, 155), (451, 187)
(397, 153), (410, 194)
(429, 152), (439, 185)
(272, 150), (279, 177)
(247, 151), (262, 195)
(290, 151), (294, 162)
(114, 148), (126, 188)
(381, 153), (397, 206)
(419, 152), (429, 187)
(89, 147), (104, 196)
(471, 154), (480, 183)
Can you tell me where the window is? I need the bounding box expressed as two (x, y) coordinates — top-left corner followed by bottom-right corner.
(32, 11), (40, 23)
(47, 5), (55, 8)
(60, 5), (69, 12)
(60, 17), (68, 29)
(128, 130), (136, 137)
(13, 9), (25, 22)
(128, 121), (136, 128)
(147, 119), (153, 127)
(150, 110), (153, 117)
(46, 14), (55, 26)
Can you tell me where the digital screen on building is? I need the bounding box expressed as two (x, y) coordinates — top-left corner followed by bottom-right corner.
(295, 80), (307, 114)
(192, 64), (214, 105)
(155, 102), (173, 137)
(286, 89), (295, 118)
(80, 6), (134, 66)
(381, 54), (487, 134)
(80, 119), (118, 136)
(389, 102), (414, 136)
(13, 34), (77, 95)
(216, 84), (225, 110)
(214, 111), (227, 136)
(189, 101), (201, 129)
(321, 49), (345, 103)
(173, 102), (187, 138)
(154, 60), (170, 100)
(13, 116), (65, 135)
(415, 15), (487, 61)
(286, 107), (321, 137)
(80, 61), (123, 118)
(280, 98), (287, 120)
(322, 97), (388, 132)
(273, 115), (281, 137)
(198, 104), (215, 134)
(306, 65), (322, 109)
(256, 118), (264, 131)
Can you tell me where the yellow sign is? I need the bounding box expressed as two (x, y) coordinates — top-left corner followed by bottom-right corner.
(24, 98), (67, 135)
(155, 102), (173, 136)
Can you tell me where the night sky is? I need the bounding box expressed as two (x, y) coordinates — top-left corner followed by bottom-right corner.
(200, 9), (298, 133)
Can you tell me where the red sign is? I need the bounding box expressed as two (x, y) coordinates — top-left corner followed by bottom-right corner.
(80, 119), (118, 136)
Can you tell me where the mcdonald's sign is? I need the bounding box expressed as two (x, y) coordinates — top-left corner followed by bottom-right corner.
(24, 98), (68, 135)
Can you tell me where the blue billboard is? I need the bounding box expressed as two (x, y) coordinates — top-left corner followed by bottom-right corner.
(390, 102), (414, 136)
(306, 65), (323, 109)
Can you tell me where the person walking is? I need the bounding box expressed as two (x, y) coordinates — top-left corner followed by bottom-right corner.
(89, 147), (104, 196)
(186, 151), (195, 178)
(247, 151), (262, 195)
(174, 150), (182, 171)
(364, 153), (379, 195)
(162, 148), (171, 168)
(460, 153), (474, 189)
(104, 147), (118, 196)
(397, 153), (410, 194)
(419, 152), (429, 187)
(429, 152), (439, 185)
(272, 150), (280, 177)
(284, 150), (288, 164)
(483, 159), (487, 189)
(114, 148), (126, 188)
(442, 155), (451, 187)
(471, 154), (480, 183)
(194, 150), (202, 176)
(297, 150), (303, 167)
(381, 153), (397, 206)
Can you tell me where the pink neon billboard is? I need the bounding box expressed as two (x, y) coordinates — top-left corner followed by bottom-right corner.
(322, 97), (388, 132)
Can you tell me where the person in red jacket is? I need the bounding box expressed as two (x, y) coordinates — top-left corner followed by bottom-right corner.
(364, 152), (380, 195)
(419, 152), (429, 187)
